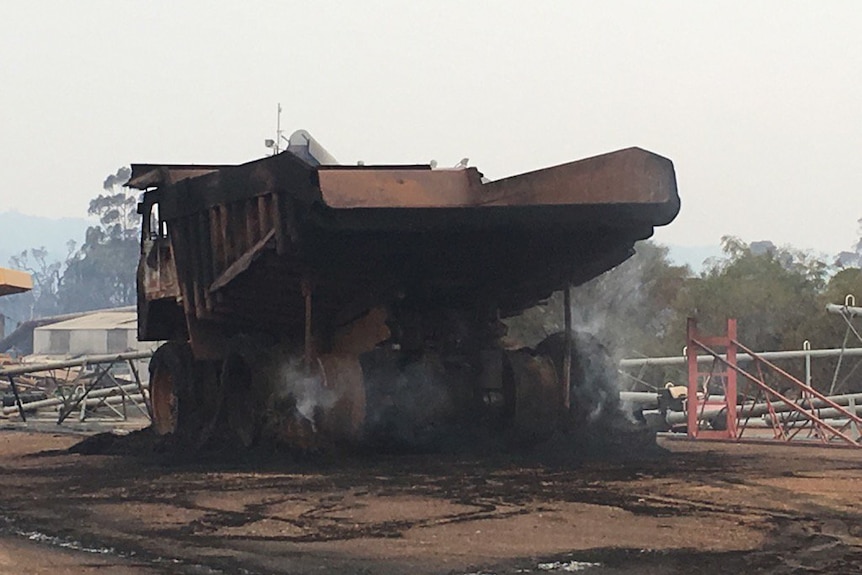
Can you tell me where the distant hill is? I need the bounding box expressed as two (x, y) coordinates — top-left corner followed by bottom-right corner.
(0, 211), (92, 267)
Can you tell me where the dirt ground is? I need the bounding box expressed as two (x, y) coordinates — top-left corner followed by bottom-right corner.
(0, 428), (860, 575)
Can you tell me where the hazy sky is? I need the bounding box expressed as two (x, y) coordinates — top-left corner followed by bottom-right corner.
(1, 1), (860, 255)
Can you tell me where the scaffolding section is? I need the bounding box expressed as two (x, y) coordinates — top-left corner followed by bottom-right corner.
(685, 317), (862, 447)
(0, 350), (153, 425)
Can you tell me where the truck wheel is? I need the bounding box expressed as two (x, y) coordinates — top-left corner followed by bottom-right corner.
(536, 331), (618, 428)
(505, 349), (562, 445)
(149, 342), (192, 435)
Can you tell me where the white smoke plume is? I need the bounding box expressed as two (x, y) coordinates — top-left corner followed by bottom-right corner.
(268, 356), (339, 432)
(506, 242), (675, 424)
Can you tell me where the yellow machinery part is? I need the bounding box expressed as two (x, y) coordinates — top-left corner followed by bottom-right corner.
(0, 268), (33, 297)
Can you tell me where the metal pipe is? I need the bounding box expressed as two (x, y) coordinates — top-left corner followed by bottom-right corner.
(826, 303), (862, 317)
(1, 383), (146, 416)
(127, 358), (153, 420)
(775, 405), (862, 422)
(80, 394), (145, 408)
(73, 394), (145, 410)
(830, 327), (852, 394)
(619, 391), (659, 409)
(0, 350), (154, 377)
(2, 394), (146, 418)
(6, 375), (26, 422)
(732, 337), (862, 428)
(620, 346), (862, 368)
(665, 393), (862, 425)
(734, 417), (860, 429)
(57, 363), (115, 424)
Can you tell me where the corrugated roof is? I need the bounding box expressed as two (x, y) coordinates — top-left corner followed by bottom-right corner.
(34, 311), (138, 331)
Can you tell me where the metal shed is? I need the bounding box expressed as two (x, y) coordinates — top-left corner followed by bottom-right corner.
(33, 311), (153, 358)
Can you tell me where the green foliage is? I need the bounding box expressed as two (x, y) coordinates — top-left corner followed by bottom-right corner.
(569, 242), (690, 358)
(819, 268), (862, 309)
(1, 168), (139, 321)
(2, 245), (73, 322)
(59, 182), (139, 313)
(509, 235), (862, 394)
(675, 236), (827, 353)
(655, 237), (862, 394)
(506, 241), (691, 359)
(791, 268), (862, 394)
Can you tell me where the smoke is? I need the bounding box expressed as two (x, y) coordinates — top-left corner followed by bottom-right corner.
(360, 350), (457, 450)
(278, 360), (338, 430)
(251, 344), (458, 451)
(260, 355), (340, 446)
(565, 253), (660, 424)
(508, 243), (668, 426)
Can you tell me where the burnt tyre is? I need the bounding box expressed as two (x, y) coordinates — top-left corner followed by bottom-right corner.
(504, 348), (563, 445)
(149, 341), (221, 444)
(149, 341), (193, 436)
(536, 331), (619, 428)
(219, 336), (270, 448)
(221, 353), (258, 448)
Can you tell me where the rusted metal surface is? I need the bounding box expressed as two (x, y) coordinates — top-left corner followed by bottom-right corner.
(130, 143), (679, 361)
(139, 238), (180, 299)
(209, 229), (275, 293)
(149, 351), (178, 435)
(479, 147), (676, 209)
(316, 147), (677, 214)
(316, 353), (366, 442)
(317, 167), (482, 208)
(128, 164), (227, 190)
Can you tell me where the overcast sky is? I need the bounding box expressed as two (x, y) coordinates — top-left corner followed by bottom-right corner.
(1, 1), (860, 255)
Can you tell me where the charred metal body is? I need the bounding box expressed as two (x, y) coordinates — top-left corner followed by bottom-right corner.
(130, 133), (679, 448)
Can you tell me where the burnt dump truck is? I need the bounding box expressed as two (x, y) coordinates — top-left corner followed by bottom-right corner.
(129, 131), (679, 450)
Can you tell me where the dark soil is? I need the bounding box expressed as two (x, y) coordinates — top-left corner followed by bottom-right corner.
(0, 430), (860, 574)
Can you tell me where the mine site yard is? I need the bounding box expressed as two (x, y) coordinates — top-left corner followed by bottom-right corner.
(0, 428), (860, 575)
(2, 80), (860, 575)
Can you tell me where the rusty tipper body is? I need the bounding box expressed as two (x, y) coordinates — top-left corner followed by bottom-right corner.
(130, 132), (679, 447)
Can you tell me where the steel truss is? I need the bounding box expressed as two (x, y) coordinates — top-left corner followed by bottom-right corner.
(686, 318), (862, 447)
(0, 350), (153, 424)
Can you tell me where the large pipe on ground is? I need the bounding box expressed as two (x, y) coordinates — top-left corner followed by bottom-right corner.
(619, 391), (659, 409)
(773, 405), (862, 422)
(621, 347), (862, 368)
(1, 383), (146, 416)
(826, 303), (862, 317)
(728, 416), (862, 429)
(664, 393), (862, 426)
(0, 350), (154, 377)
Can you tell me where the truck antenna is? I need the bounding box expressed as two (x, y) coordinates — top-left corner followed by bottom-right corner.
(264, 103), (284, 155)
(276, 103), (283, 154)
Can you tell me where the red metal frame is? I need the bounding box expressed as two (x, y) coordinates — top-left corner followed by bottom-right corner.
(686, 318), (862, 447)
(686, 318), (737, 440)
